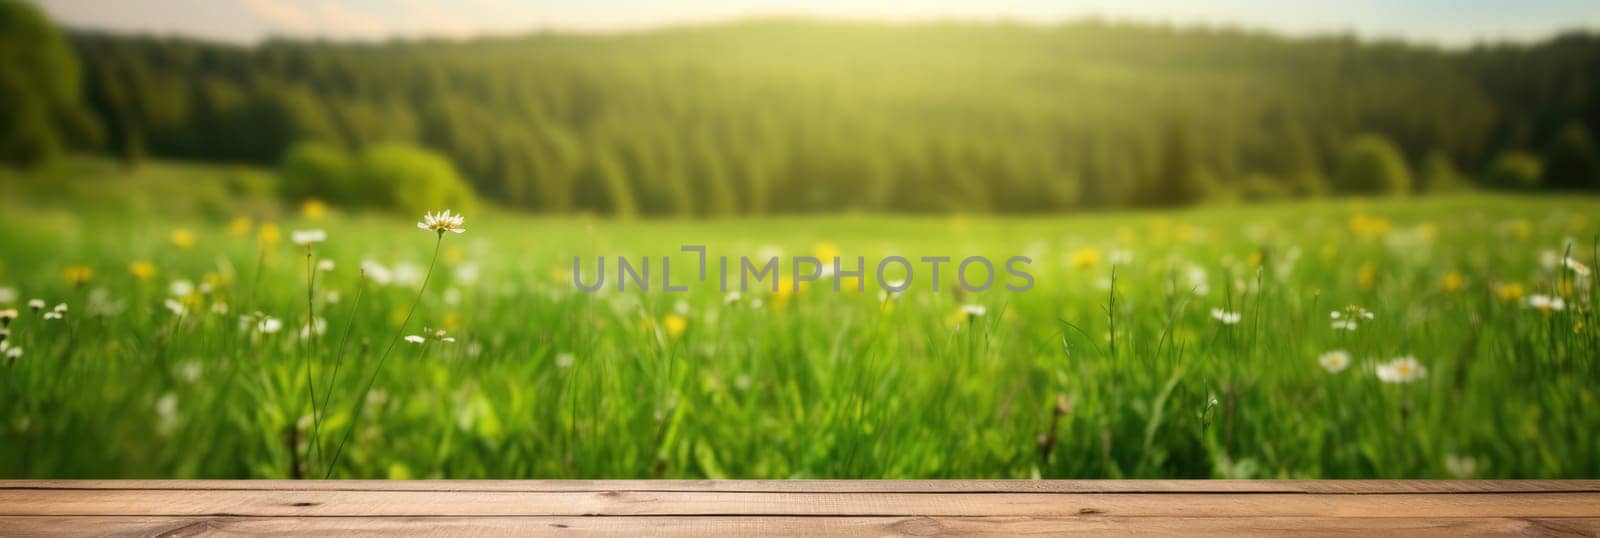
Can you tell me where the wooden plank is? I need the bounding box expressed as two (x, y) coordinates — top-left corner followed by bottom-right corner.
(2, 489), (1598, 518)
(4, 516), (1599, 537)
(4, 479), (1597, 494)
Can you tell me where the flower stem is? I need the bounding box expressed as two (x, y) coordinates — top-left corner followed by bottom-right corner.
(314, 274), (367, 457)
(324, 234), (442, 478)
(302, 246), (322, 469)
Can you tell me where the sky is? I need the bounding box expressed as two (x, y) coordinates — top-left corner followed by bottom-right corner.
(34, 0), (1600, 46)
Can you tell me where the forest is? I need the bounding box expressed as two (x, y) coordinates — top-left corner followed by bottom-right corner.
(4, 0), (1600, 215)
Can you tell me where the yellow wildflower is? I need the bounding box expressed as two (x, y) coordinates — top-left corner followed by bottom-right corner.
(301, 198), (328, 220)
(171, 229), (195, 249)
(662, 314), (688, 337)
(1071, 247), (1101, 270)
(1440, 271), (1464, 294)
(1497, 283), (1525, 303)
(226, 216), (253, 236)
(258, 223), (280, 246)
(1348, 214), (1390, 238)
(1357, 263), (1376, 291)
(129, 261), (157, 280)
(64, 266), (94, 287)
(812, 242), (840, 262)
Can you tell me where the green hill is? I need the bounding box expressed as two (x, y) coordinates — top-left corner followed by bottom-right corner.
(5, 1), (1600, 214)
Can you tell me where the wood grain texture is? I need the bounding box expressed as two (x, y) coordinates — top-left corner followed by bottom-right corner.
(2, 481), (1597, 536)
(6, 479), (1598, 493)
(3, 516), (1599, 537)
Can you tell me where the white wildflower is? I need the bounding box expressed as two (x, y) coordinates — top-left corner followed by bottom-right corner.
(169, 280), (194, 297)
(176, 361), (203, 383)
(879, 279), (907, 301)
(455, 262), (480, 285)
(360, 260), (394, 286)
(300, 317), (328, 338)
(1318, 350), (1351, 373)
(417, 210), (466, 235)
(163, 299), (186, 316)
(1210, 308), (1242, 325)
(0, 287), (15, 304)
(407, 328), (457, 345)
(1445, 454), (1479, 478)
(291, 229), (327, 245)
(1526, 294), (1566, 312)
(960, 304), (987, 318)
(393, 262), (423, 286)
(1376, 356), (1426, 384)
(555, 352), (574, 368)
(1564, 256), (1591, 277)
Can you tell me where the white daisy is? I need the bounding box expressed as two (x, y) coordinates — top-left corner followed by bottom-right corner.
(879, 279), (907, 301)
(407, 328), (456, 345)
(417, 210), (466, 235)
(1331, 319), (1359, 331)
(1564, 256), (1591, 277)
(1527, 294), (1566, 312)
(1210, 308), (1242, 325)
(1318, 350), (1351, 373)
(1376, 356), (1426, 384)
(258, 317), (282, 334)
(555, 352), (574, 368)
(360, 260), (394, 286)
(291, 229), (327, 245)
(317, 259), (335, 272)
(1540, 249), (1561, 270)
(169, 280), (195, 297)
(960, 304), (988, 318)
(455, 262), (480, 285)
(163, 299), (186, 316)
(300, 317), (328, 338)
(27, 299), (45, 311)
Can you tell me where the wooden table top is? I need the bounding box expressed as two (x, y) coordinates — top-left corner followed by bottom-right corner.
(2, 480), (1597, 536)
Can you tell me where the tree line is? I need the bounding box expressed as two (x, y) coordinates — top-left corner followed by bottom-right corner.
(4, 0), (1599, 215)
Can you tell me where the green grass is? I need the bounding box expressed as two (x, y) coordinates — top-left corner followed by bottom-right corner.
(0, 187), (1597, 478)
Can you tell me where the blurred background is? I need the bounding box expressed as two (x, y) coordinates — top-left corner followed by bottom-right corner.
(2, 0), (1599, 217)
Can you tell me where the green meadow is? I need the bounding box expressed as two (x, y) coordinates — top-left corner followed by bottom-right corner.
(1, 161), (1596, 479)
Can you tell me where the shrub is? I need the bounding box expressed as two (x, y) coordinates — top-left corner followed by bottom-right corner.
(1416, 151), (1465, 194)
(354, 143), (477, 217)
(1484, 151), (1543, 190)
(279, 141), (356, 204)
(1542, 123), (1599, 190)
(1333, 134), (1412, 195)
